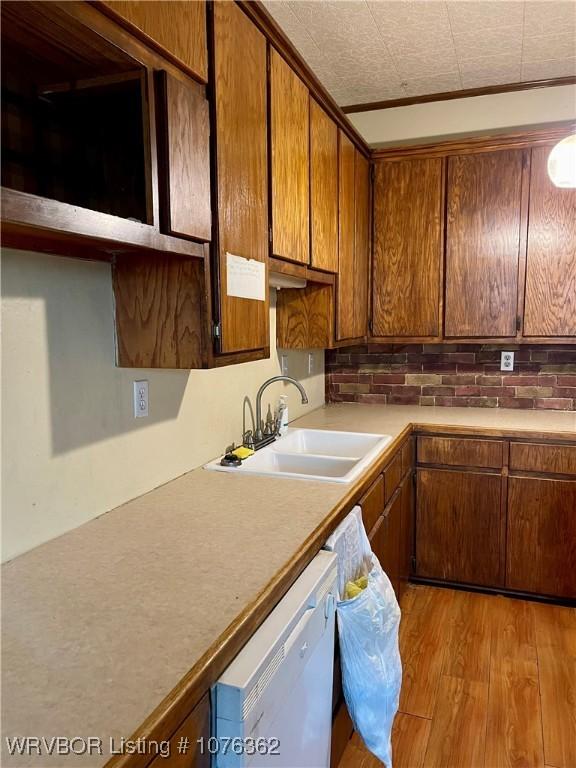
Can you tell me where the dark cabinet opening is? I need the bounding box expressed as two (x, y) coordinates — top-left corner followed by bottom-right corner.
(1, 1), (151, 224)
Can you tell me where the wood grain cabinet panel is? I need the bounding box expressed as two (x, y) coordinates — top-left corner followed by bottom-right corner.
(147, 692), (210, 767)
(353, 150), (370, 339)
(507, 476), (576, 598)
(400, 472), (415, 600)
(212, 2), (269, 354)
(384, 451), (402, 503)
(336, 130), (356, 340)
(359, 474), (385, 535)
(276, 283), (334, 349)
(417, 436), (504, 469)
(523, 145), (576, 337)
(101, 1), (207, 82)
(445, 150), (524, 338)
(416, 468), (502, 587)
(372, 158), (443, 338)
(509, 442), (576, 476)
(310, 99), (338, 273)
(270, 48), (309, 265)
(156, 72), (211, 241)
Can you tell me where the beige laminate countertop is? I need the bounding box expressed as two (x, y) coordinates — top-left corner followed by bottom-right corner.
(2, 404), (575, 767)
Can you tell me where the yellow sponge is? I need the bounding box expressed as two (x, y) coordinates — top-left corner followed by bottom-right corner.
(232, 446), (255, 460)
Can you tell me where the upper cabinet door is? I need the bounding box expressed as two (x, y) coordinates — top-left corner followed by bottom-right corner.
(156, 72), (211, 241)
(523, 145), (576, 337)
(337, 131), (356, 340)
(445, 150), (524, 338)
(353, 150), (370, 339)
(310, 99), (338, 273)
(212, 2), (269, 354)
(270, 48), (310, 264)
(102, 1), (207, 82)
(372, 158), (443, 338)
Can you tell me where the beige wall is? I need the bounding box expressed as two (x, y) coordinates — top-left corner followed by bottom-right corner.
(349, 84), (576, 146)
(1, 249), (325, 561)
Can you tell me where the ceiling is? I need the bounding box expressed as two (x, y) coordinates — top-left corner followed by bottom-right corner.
(263, 0), (576, 108)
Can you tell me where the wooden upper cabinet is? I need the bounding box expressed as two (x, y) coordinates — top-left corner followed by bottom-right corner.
(212, 1), (269, 354)
(310, 99), (338, 273)
(372, 158), (443, 338)
(156, 72), (211, 241)
(353, 150), (370, 339)
(523, 145), (576, 337)
(270, 48), (310, 264)
(337, 131), (356, 340)
(101, 1), (208, 82)
(445, 150), (525, 338)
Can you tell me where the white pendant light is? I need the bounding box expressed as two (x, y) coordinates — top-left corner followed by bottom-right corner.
(547, 134), (576, 188)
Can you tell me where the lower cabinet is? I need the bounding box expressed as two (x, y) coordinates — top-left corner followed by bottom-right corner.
(148, 693), (210, 767)
(416, 468), (502, 587)
(507, 475), (576, 599)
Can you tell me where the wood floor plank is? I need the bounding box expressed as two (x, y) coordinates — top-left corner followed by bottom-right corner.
(491, 595), (538, 665)
(399, 586), (455, 718)
(391, 713), (432, 768)
(423, 674), (489, 768)
(442, 590), (492, 683)
(485, 658), (545, 768)
(534, 603), (576, 768)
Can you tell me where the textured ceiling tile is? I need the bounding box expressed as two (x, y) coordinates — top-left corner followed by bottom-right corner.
(367, 0), (454, 51)
(461, 60), (522, 88)
(454, 26), (523, 61)
(394, 48), (460, 79)
(523, 1), (576, 38)
(447, 1), (524, 36)
(522, 56), (576, 79)
(523, 32), (576, 62)
(403, 71), (462, 97)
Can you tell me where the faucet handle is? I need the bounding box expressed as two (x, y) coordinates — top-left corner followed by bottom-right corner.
(243, 430), (254, 449)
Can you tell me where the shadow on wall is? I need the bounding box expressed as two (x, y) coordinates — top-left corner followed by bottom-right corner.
(2, 249), (190, 455)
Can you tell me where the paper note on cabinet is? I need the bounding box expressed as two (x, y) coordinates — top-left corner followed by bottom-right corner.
(226, 253), (266, 302)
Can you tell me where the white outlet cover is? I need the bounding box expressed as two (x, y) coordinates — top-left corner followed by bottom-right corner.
(500, 351), (515, 371)
(281, 355), (289, 375)
(133, 380), (149, 418)
(308, 353), (315, 375)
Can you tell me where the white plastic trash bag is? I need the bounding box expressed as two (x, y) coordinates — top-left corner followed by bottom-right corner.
(324, 507), (402, 768)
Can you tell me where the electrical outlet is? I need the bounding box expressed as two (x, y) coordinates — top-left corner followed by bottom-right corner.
(133, 380), (149, 418)
(500, 351), (514, 372)
(308, 353), (315, 375)
(280, 355), (289, 375)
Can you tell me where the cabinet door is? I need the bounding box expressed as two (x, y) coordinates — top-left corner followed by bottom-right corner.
(156, 72), (211, 241)
(147, 692), (210, 767)
(523, 145), (576, 337)
(310, 99), (338, 273)
(372, 158), (443, 338)
(336, 131), (356, 340)
(445, 150), (524, 338)
(399, 472), (414, 600)
(102, 1), (207, 82)
(373, 491), (402, 597)
(507, 476), (576, 598)
(270, 49), (309, 264)
(416, 468), (502, 586)
(353, 150), (370, 339)
(212, 2), (268, 353)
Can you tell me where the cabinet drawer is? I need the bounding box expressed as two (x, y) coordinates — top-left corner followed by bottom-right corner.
(359, 474), (384, 535)
(417, 435), (503, 468)
(384, 451), (402, 503)
(509, 442), (576, 476)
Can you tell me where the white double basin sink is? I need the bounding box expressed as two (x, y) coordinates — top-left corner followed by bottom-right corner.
(205, 428), (392, 483)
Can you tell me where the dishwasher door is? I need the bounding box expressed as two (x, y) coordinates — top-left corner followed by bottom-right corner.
(214, 550), (338, 768)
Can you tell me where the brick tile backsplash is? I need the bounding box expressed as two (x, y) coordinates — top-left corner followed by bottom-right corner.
(325, 344), (576, 411)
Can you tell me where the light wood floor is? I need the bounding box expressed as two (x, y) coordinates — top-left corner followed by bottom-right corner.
(339, 584), (576, 768)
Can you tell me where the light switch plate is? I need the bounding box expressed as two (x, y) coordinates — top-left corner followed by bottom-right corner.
(133, 380), (149, 418)
(500, 351), (514, 372)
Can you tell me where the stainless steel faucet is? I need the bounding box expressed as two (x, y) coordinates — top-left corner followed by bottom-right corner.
(254, 376), (308, 442)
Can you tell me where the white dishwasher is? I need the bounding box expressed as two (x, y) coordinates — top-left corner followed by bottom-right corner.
(213, 550), (338, 768)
